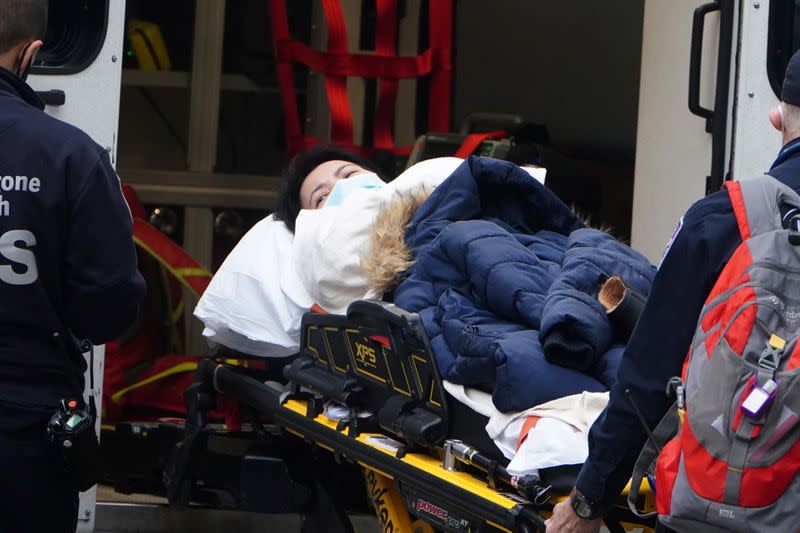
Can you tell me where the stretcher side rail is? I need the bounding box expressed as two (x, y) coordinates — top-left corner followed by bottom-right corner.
(168, 358), (655, 533)
(183, 359), (550, 532)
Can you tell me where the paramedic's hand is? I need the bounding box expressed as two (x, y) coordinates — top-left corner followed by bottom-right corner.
(545, 498), (602, 533)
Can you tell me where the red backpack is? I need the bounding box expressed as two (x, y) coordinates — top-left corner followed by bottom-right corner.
(631, 176), (800, 532)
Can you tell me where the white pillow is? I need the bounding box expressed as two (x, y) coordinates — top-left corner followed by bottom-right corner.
(194, 214), (314, 356)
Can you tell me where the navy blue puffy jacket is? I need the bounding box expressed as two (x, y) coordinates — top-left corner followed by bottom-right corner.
(394, 157), (656, 412)
(540, 228), (657, 371)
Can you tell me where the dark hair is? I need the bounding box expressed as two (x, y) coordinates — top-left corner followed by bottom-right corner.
(0, 0), (48, 56)
(273, 145), (380, 233)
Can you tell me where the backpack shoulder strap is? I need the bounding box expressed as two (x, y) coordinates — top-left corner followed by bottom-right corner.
(723, 175), (800, 239)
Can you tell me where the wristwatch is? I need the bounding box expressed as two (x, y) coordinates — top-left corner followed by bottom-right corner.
(571, 488), (602, 520)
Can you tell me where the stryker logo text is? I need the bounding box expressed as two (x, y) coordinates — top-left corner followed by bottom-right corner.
(364, 470), (393, 533)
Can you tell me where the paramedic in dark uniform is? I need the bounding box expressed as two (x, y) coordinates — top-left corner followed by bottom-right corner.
(546, 50), (800, 532)
(0, 1), (145, 532)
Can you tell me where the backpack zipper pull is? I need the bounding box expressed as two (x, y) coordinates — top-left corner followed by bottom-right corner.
(667, 376), (685, 410)
(782, 208), (800, 245)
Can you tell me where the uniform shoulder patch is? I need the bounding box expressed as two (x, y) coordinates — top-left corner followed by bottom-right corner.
(660, 216), (684, 266)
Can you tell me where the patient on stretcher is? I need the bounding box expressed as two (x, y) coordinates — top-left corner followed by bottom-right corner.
(195, 147), (656, 475)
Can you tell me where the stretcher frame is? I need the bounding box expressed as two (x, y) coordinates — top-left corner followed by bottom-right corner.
(167, 300), (656, 533)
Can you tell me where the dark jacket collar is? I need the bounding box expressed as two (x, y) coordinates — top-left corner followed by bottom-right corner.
(771, 136), (800, 170)
(0, 66), (45, 111)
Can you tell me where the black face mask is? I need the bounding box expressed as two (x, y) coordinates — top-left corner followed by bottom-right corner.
(15, 42), (34, 82)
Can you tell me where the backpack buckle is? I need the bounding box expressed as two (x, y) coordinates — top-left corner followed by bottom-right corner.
(758, 335), (785, 373)
(759, 348), (781, 372)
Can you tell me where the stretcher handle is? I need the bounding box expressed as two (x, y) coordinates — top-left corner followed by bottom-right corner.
(347, 300), (414, 326)
(688, 1), (720, 132)
(283, 355), (362, 405)
(347, 300), (425, 344)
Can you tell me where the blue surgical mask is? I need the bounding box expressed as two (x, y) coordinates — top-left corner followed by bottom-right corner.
(324, 172), (386, 207)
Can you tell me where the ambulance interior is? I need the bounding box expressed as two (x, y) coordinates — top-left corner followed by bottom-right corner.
(30, 0), (800, 530)
(114, 0), (644, 247)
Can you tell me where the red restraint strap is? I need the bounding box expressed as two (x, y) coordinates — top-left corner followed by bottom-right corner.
(374, 0), (399, 149)
(268, 0), (453, 155)
(274, 41), (440, 78)
(321, 0), (354, 145)
(267, 0), (304, 155)
(427, 0), (453, 132)
(454, 130), (507, 159)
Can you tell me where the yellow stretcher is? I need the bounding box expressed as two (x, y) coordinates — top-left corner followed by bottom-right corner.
(166, 300), (656, 533)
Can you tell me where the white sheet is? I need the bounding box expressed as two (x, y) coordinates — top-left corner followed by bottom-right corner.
(443, 381), (607, 474)
(501, 392), (608, 475)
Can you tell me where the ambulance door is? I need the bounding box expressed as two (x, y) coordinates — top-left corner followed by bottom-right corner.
(631, 0), (737, 262)
(730, 0), (793, 179)
(27, 1), (126, 531)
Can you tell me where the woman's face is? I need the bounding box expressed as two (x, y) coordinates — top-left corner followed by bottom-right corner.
(299, 160), (371, 210)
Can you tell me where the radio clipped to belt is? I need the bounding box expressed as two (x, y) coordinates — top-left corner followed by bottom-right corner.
(47, 339), (101, 492)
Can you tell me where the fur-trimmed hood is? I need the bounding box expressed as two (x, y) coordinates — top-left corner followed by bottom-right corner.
(360, 186), (432, 295)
